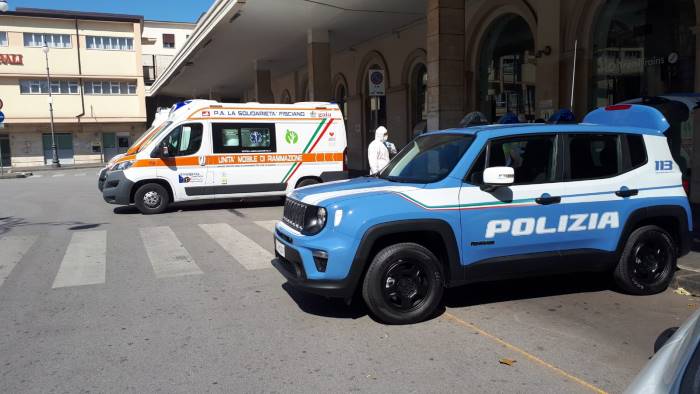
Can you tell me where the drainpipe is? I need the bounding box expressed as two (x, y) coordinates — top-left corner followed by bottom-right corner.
(74, 17), (85, 120)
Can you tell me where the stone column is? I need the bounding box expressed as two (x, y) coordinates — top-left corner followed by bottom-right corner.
(307, 29), (332, 102)
(426, 0), (465, 131)
(254, 61), (274, 103)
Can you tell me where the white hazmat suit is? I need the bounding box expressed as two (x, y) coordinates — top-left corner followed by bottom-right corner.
(368, 126), (390, 175)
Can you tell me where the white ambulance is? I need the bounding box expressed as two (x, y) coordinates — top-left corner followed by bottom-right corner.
(99, 100), (348, 214)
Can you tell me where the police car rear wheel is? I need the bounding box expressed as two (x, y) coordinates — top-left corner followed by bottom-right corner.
(362, 243), (443, 324)
(614, 225), (676, 295)
(134, 183), (170, 215)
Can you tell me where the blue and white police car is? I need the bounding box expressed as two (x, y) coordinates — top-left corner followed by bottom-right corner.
(272, 104), (692, 324)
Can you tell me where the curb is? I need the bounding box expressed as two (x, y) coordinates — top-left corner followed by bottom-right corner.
(0, 172), (31, 179)
(672, 270), (700, 297)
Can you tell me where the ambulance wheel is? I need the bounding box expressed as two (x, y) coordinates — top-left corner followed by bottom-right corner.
(134, 183), (170, 215)
(362, 243), (443, 324)
(614, 225), (676, 295)
(296, 178), (320, 189)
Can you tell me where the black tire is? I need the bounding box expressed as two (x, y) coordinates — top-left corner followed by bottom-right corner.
(296, 178), (320, 189)
(362, 243), (444, 324)
(614, 225), (676, 295)
(134, 183), (170, 215)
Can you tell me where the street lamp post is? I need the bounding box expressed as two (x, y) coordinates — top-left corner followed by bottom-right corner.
(43, 43), (60, 167)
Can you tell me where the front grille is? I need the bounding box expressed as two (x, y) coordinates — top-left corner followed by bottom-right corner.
(282, 198), (308, 232)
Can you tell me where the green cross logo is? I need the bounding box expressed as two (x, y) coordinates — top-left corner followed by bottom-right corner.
(285, 129), (299, 144)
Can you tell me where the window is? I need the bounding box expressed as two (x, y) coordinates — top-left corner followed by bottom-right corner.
(567, 134), (620, 181)
(467, 135), (557, 185)
(117, 136), (129, 148)
(379, 134), (474, 183)
(163, 33), (175, 48)
(23, 33), (71, 48)
(20, 79), (79, 95)
(626, 134), (647, 169)
(0, 32), (7, 47)
(86, 36), (133, 51)
(212, 123), (276, 153)
(162, 124), (203, 157)
(84, 80), (138, 95)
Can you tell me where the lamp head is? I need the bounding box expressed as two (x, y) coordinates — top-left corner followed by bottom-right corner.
(0, 1), (8, 13)
(42, 43), (49, 54)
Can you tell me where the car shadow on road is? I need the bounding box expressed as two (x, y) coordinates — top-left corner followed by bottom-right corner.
(113, 197), (284, 215)
(282, 283), (368, 320)
(443, 272), (613, 308)
(0, 216), (106, 236)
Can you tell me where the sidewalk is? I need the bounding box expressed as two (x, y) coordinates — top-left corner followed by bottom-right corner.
(6, 162), (104, 173)
(675, 242), (700, 296)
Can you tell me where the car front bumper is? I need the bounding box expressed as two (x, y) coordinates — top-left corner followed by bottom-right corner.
(101, 171), (134, 205)
(271, 223), (360, 298)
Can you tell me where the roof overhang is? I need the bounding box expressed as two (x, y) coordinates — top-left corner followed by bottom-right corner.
(149, 0), (425, 99)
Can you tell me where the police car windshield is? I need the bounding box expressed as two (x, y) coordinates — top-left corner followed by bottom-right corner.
(379, 134), (474, 183)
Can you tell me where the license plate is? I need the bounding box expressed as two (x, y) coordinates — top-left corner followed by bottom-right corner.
(275, 239), (286, 258)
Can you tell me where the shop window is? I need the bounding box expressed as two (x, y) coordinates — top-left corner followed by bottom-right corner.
(478, 15), (535, 122)
(0, 32), (7, 47)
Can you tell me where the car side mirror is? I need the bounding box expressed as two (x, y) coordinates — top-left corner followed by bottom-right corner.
(480, 166), (514, 192)
(151, 142), (170, 158)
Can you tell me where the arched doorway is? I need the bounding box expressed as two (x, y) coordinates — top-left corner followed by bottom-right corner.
(280, 89), (292, 104)
(333, 74), (348, 121)
(410, 63), (427, 137)
(478, 14), (536, 122)
(364, 64), (387, 134)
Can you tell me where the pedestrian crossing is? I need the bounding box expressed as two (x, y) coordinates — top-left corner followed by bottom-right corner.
(0, 220), (282, 291)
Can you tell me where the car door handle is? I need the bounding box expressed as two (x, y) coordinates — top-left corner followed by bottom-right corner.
(615, 189), (638, 198)
(535, 195), (561, 205)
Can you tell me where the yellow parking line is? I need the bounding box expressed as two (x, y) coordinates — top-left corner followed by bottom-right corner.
(442, 312), (609, 394)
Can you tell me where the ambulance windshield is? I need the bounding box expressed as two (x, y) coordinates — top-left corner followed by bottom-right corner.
(379, 134), (473, 183)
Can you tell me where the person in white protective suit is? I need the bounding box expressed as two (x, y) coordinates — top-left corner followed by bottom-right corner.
(368, 126), (391, 175)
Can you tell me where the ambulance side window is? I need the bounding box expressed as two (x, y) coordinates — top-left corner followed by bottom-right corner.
(212, 123), (276, 153)
(163, 123), (203, 157)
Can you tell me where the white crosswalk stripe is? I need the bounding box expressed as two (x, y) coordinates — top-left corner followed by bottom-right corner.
(52, 231), (107, 288)
(0, 235), (38, 288)
(254, 220), (278, 233)
(200, 223), (273, 270)
(140, 226), (202, 278)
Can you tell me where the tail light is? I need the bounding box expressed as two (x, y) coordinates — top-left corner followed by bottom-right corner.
(683, 179), (690, 195)
(343, 147), (348, 171)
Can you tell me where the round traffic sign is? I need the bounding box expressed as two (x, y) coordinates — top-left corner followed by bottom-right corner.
(0, 111), (5, 123)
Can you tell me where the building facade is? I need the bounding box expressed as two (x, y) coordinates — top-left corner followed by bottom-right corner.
(142, 20), (195, 91)
(0, 8), (147, 168)
(148, 0), (700, 202)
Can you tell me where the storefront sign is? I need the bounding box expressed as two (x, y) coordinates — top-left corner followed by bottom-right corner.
(0, 54), (23, 66)
(368, 69), (385, 97)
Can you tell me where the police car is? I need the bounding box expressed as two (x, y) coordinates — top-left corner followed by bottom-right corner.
(99, 100), (347, 214)
(272, 104), (692, 324)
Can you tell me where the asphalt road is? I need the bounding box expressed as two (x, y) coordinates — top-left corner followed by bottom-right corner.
(0, 169), (697, 393)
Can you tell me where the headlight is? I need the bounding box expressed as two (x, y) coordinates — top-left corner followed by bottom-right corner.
(304, 206), (327, 235)
(113, 160), (134, 171)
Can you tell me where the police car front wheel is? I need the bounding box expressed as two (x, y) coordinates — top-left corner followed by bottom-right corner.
(362, 243), (444, 324)
(134, 183), (170, 215)
(614, 225), (676, 295)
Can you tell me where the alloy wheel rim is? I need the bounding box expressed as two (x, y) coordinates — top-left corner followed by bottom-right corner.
(381, 259), (431, 312)
(630, 239), (668, 285)
(143, 191), (161, 208)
